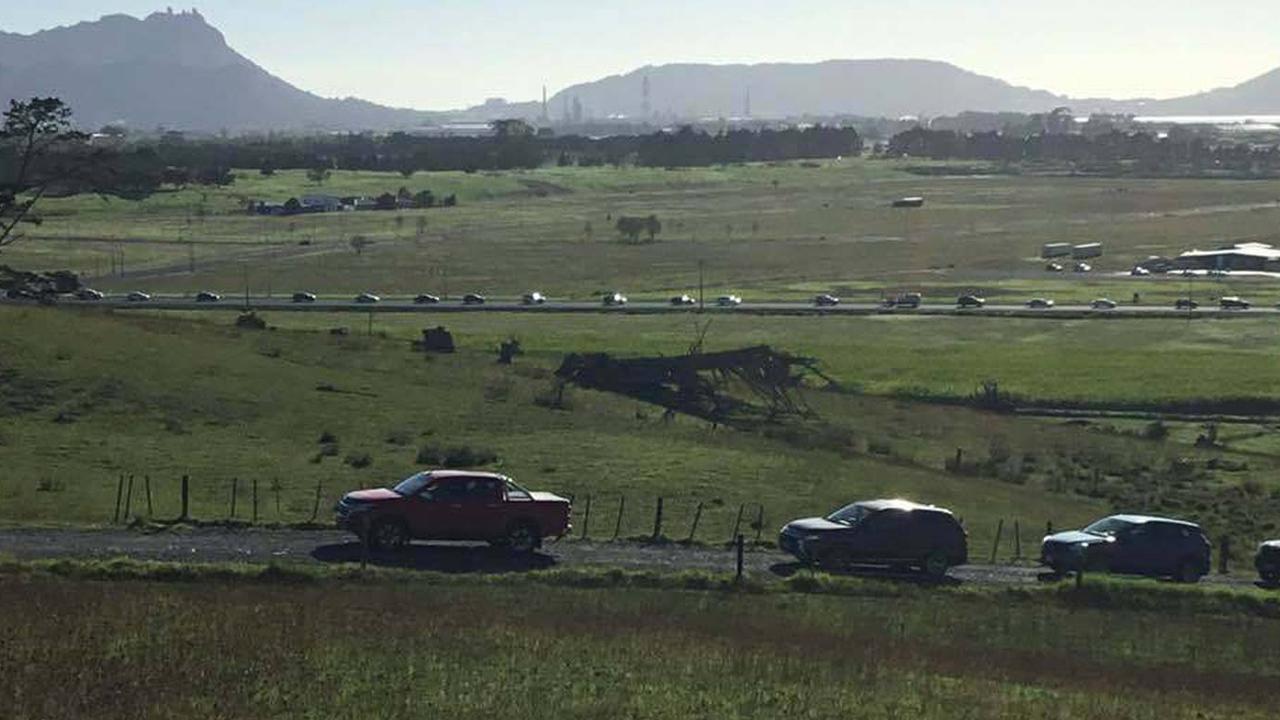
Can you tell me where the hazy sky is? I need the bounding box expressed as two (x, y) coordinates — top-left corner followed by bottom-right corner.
(6, 1), (1279, 109)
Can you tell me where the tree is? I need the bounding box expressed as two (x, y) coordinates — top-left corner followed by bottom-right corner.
(1, 97), (159, 251)
(306, 165), (332, 185)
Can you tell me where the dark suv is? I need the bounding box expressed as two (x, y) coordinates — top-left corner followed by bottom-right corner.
(1257, 541), (1280, 586)
(778, 499), (968, 578)
(1041, 514), (1210, 583)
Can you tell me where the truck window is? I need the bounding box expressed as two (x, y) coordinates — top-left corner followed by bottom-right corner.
(505, 479), (532, 501)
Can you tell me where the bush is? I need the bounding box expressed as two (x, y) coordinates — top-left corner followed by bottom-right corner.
(415, 444), (500, 468)
(344, 452), (373, 469)
(318, 431), (338, 445)
(1142, 420), (1169, 441)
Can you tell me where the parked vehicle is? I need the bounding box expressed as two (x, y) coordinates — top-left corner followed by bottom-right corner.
(778, 499), (968, 578)
(1026, 298), (1055, 309)
(335, 471), (571, 553)
(1257, 541), (1280, 586)
(1130, 266), (1151, 277)
(195, 291), (221, 303)
(1219, 296), (1251, 310)
(1045, 262), (1065, 272)
(1091, 298), (1118, 310)
(1174, 298), (1199, 310)
(355, 292), (381, 304)
(5, 287), (38, 300)
(414, 294), (441, 305)
(1074, 262), (1093, 273)
(126, 291), (152, 303)
(292, 292), (317, 303)
(956, 294), (986, 309)
(522, 291), (546, 305)
(603, 292), (628, 307)
(670, 294), (696, 306)
(813, 294), (840, 307)
(1041, 514), (1211, 583)
(463, 293), (487, 305)
(717, 294), (742, 307)
(75, 288), (104, 301)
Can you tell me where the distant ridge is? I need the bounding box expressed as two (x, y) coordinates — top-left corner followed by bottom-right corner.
(0, 10), (439, 132)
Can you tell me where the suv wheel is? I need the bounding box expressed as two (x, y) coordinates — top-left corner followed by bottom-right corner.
(505, 521), (541, 554)
(922, 551), (950, 579)
(369, 518), (409, 551)
(1174, 559), (1203, 584)
(1261, 566), (1280, 586)
(817, 547), (851, 572)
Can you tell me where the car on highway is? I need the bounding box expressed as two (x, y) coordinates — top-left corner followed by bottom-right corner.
(1045, 262), (1065, 272)
(778, 499), (967, 578)
(522, 291), (546, 305)
(1074, 262), (1093, 273)
(463, 293), (487, 305)
(603, 292), (628, 306)
(1026, 298), (1055, 309)
(292, 292), (317, 303)
(956, 294), (986, 309)
(75, 288), (104, 301)
(414, 293), (441, 305)
(883, 292), (922, 309)
(1257, 541), (1280, 586)
(195, 291), (221, 303)
(1174, 298), (1199, 310)
(1219, 296), (1251, 310)
(670, 294), (695, 306)
(1090, 298), (1118, 310)
(716, 294), (742, 307)
(1040, 514), (1211, 583)
(126, 291), (152, 303)
(1130, 266), (1151, 277)
(813, 294), (840, 307)
(334, 470), (571, 553)
(355, 292), (381, 304)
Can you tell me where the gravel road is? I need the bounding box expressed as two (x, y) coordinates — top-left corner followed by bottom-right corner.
(0, 527), (1262, 587)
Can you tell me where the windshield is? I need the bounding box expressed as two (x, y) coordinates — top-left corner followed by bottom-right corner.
(1083, 517), (1137, 536)
(505, 479), (532, 500)
(392, 472), (432, 496)
(826, 503), (871, 526)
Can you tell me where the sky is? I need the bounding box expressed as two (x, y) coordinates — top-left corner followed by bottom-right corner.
(5, 1), (1279, 110)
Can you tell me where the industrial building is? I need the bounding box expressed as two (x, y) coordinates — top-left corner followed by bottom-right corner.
(1175, 243), (1280, 272)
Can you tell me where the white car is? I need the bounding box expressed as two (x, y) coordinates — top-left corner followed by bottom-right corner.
(1130, 267), (1151, 277)
(522, 291), (547, 305)
(75, 288), (105, 301)
(355, 292), (381, 304)
(670, 294), (696, 306)
(1091, 298), (1118, 310)
(814, 294), (841, 307)
(1074, 262), (1093, 273)
(717, 295), (743, 307)
(126, 291), (152, 302)
(1026, 298), (1055, 309)
(603, 292), (628, 307)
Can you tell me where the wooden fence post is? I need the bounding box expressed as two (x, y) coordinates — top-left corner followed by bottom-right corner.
(651, 497), (664, 542)
(1014, 520), (1022, 561)
(123, 474), (134, 523)
(144, 475), (153, 518)
(273, 479), (282, 520)
(687, 501), (704, 544)
(252, 478), (259, 524)
(613, 496), (625, 540)
(1219, 536), (1231, 575)
(581, 494), (591, 539)
(990, 519), (1004, 564)
(361, 513), (371, 571)
(754, 504), (765, 543)
(1046, 520), (1053, 536)
(730, 503), (745, 544)
(735, 534), (745, 581)
(113, 474), (124, 524)
(229, 478), (238, 519)
(180, 475), (189, 522)
(310, 476), (323, 523)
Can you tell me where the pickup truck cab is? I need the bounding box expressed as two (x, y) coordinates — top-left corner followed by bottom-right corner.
(336, 470), (571, 553)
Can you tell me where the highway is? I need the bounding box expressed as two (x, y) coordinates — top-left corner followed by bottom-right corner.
(11, 294), (1280, 319)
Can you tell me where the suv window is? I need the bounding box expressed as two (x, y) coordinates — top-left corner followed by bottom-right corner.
(460, 478), (502, 502)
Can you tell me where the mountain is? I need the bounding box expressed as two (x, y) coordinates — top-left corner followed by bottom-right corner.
(1138, 67), (1280, 116)
(0, 10), (439, 132)
(544, 60), (1073, 121)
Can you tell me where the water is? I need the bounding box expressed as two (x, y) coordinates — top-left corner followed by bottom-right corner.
(1133, 115), (1280, 127)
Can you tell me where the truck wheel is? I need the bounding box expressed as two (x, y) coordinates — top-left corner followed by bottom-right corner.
(1174, 559), (1203, 584)
(922, 551), (950, 579)
(1260, 566), (1280, 587)
(505, 521), (541, 554)
(817, 547), (851, 572)
(369, 518), (409, 551)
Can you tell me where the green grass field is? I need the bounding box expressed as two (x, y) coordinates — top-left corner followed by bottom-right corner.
(2, 564), (1278, 719)
(7, 161), (1280, 306)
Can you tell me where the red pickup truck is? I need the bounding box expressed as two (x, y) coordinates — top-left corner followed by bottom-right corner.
(335, 470), (571, 553)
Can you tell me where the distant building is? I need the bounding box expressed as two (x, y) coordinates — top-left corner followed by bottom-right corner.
(1175, 243), (1280, 272)
(299, 195), (342, 213)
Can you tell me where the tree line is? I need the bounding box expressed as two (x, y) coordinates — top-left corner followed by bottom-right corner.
(885, 126), (1280, 176)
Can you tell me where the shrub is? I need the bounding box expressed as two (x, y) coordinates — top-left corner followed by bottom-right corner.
(344, 452), (373, 469)
(318, 431), (338, 445)
(1142, 420), (1169, 441)
(416, 444), (500, 468)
